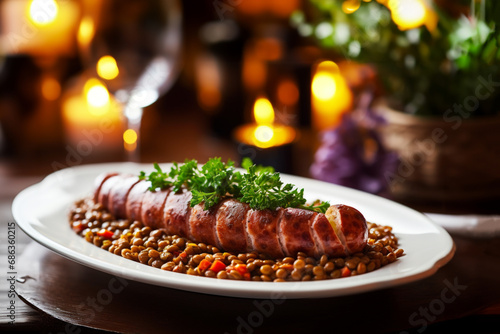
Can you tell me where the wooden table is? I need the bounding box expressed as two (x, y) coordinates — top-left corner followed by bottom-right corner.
(1, 172), (500, 334)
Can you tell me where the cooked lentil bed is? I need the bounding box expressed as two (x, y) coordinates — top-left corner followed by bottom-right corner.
(69, 197), (405, 282)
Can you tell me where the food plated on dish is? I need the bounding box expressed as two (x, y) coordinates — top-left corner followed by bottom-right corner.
(13, 160), (454, 298)
(69, 158), (405, 282)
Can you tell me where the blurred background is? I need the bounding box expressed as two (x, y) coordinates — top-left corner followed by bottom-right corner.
(0, 0), (499, 213)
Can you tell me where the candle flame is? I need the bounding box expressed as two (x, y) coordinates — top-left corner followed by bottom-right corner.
(29, 0), (58, 26)
(254, 125), (274, 145)
(97, 55), (120, 80)
(84, 78), (110, 113)
(235, 97), (295, 148)
(253, 97), (275, 125)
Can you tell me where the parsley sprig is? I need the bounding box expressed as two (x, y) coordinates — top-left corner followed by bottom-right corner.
(139, 157), (330, 213)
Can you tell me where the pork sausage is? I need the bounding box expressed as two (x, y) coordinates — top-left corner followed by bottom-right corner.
(93, 172), (368, 259)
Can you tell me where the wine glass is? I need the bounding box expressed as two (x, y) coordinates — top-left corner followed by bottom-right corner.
(78, 0), (182, 161)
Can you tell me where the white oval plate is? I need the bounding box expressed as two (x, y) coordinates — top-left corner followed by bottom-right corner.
(12, 162), (455, 299)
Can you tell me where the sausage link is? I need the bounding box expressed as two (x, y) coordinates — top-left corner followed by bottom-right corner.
(94, 173), (368, 259)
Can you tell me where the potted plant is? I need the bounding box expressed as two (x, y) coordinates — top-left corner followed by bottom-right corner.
(294, 0), (500, 202)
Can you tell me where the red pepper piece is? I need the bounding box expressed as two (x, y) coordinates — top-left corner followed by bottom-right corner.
(341, 267), (351, 277)
(72, 221), (86, 233)
(198, 259), (211, 271)
(97, 229), (114, 239)
(209, 260), (227, 273)
(234, 264), (248, 276)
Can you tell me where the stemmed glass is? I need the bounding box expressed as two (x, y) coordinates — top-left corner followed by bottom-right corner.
(78, 0), (182, 161)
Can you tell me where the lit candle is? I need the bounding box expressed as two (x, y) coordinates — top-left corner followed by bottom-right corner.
(235, 97), (296, 148)
(0, 0), (80, 56)
(311, 60), (353, 131)
(234, 97), (296, 172)
(62, 76), (123, 155)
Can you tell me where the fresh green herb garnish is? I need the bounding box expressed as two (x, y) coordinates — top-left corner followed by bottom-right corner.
(139, 157), (329, 213)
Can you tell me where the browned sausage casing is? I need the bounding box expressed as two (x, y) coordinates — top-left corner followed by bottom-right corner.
(93, 173), (368, 259)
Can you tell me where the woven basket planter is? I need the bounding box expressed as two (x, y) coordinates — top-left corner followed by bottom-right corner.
(375, 103), (500, 202)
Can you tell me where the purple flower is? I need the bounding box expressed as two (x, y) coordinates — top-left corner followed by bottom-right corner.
(310, 111), (398, 195)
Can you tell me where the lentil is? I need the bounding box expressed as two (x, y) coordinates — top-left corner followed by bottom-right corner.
(69, 197), (405, 282)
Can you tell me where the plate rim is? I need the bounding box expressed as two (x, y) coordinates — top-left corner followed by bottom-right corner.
(12, 162), (456, 299)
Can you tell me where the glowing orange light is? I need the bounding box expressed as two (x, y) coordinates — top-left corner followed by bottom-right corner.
(254, 38), (283, 61)
(312, 72), (337, 101)
(253, 97), (275, 125)
(277, 79), (299, 106)
(123, 129), (138, 152)
(29, 0), (58, 26)
(311, 60), (353, 131)
(84, 78), (110, 114)
(78, 16), (95, 49)
(388, 0), (427, 30)
(62, 75), (123, 153)
(123, 129), (138, 145)
(252, 97), (276, 146)
(234, 97), (296, 149)
(97, 55), (119, 80)
(237, 0), (299, 18)
(196, 55), (221, 112)
(253, 125), (274, 145)
(342, 0), (361, 14)
(41, 76), (61, 101)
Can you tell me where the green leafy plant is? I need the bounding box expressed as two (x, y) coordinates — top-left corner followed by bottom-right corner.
(292, 0), (500, 116)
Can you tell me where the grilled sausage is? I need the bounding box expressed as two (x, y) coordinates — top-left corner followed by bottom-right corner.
(94, 172), (368, 259)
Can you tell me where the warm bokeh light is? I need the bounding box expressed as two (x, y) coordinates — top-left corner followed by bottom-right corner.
(234, 97), (295, 149)
(61, 75), (123, 153)
(253, 125), (274, 144)
(237, 0), (299, 18)
(123, 129), (138, 145)
(242, 56), (266, 92)
(97, 55), (120, 80)
(28, 0), (58, 26)
(195, 55), (221, 112)
(253, 97), (275, 147)
(388, 0), (427, 30)
(311, 60), (353, 130)
(277, 79), (299, 106)
(41, 76), (61, 101)
(342, 0), (361, 14)
(2, 0), (79, 56)
(84, 78), (110, 112)
(253, 97), (275, 125)
(312, 72), (337, 101)
(254, 38), (283, 61)
(268, 0), (300, 18)
(78, 16), (95, 49)
(123, 129), (138, 152)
